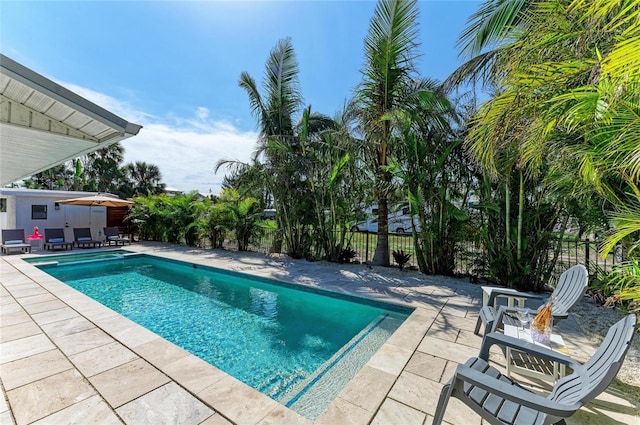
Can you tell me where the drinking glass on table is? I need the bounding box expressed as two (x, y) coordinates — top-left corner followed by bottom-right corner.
(517, 307), (531, 332)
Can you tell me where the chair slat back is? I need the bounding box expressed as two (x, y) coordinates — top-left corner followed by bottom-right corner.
(104, 227), (119, 237)
(73, 228), (92, 240)
(552, 264), (588, 316)
(2, 229), (26, 243)
(550, 314), (636, 406)
(44, 228), (65, 241)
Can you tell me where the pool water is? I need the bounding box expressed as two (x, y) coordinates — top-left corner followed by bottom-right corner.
(38, 255), (411, 419)
(24, 249), (133, 265)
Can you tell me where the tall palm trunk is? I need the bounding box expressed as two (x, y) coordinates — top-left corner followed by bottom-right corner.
(372, 196), (390, 266)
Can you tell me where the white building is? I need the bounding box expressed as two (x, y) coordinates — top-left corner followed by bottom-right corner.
(0, 188), (108, 242)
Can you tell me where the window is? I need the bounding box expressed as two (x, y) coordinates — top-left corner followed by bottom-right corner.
(0, 199), (6, 213)
(32, 205), (47, 220)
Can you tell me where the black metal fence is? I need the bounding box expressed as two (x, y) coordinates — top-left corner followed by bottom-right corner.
(224, 229), (622, 282)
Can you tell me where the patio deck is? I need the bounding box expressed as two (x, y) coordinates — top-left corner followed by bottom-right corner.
(1, 243), (638, 424)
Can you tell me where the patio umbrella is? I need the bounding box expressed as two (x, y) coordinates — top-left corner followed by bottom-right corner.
(56, 194), (133, 207)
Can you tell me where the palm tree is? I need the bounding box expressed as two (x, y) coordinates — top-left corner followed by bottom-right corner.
(448, 0), (640, 289)
(84, 143), (125, 193)
(235, 37), (304, 255)
(218, 188), (264, 251)
(354, 0), (422, 266)
(125, 161), (166, 197)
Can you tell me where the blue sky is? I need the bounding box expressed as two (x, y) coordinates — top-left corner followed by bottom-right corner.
(2, 0), (481, 194)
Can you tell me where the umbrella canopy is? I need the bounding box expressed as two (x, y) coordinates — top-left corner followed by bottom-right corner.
(56, 194), (134, 207)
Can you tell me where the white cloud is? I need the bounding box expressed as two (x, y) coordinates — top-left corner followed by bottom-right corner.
(61, 81), (258, 195)
(122, 120), (257, 195)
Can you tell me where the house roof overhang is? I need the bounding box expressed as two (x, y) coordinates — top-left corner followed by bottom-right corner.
(0, 54), (142, 186)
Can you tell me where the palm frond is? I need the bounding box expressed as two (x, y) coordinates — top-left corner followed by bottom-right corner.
(457, 0), (532, 58)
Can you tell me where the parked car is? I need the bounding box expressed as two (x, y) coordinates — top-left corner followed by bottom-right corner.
(350, 218), (417, 234)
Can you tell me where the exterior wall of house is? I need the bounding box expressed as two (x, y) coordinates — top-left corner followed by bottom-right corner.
(0, 189), (107, 241)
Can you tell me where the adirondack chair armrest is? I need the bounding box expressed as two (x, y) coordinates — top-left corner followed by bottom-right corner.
(451, 365), (580, 417)
(487, 289), (545, 308)
(479, 332), (578, 368)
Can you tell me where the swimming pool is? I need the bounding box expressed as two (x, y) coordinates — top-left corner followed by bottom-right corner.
(37, 254), (411, 419)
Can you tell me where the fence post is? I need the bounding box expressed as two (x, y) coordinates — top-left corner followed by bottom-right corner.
(365, 231), (369, 263)
(585, 238), (590, 271)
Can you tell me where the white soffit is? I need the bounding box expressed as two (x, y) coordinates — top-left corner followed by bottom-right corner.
(0, 54), (142, 186)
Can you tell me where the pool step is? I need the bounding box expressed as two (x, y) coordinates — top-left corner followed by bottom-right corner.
(259, 370), (306, 398)
(279, 313), (405, 420)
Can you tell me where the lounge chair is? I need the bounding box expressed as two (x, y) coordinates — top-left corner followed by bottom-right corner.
(73, 228), (102, 248)
(103, 226), (130, 246)
(1, 229), (32, 255)
(434, 314), (637, 425)
(44, 228), (73, 251)
(475, 264), (588, 336)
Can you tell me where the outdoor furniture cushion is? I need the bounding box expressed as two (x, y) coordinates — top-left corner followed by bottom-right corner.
(77, 237), (92, 241)
(48, 238), (64, 243)
(4, 240), (23, 245)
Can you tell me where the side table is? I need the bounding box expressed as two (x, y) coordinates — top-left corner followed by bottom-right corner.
(503, 324), (569, 383)
(26, 235), (44, 252)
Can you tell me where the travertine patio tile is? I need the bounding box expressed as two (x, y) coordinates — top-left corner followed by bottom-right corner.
(133, 337), (191, 368)
(0, 310), (31, 327)
(402, 292), (445, 310)
(387, 371), (442, 414)
(440, 304), (469, 318)
(0, 411), (12, 425)
(97, 316), (160, 349)
(440, 360), (458, 384)
(198, 413), (234, 425)
(404, 352), (448, 382)
(89, 358), (170, 408)
(6, 285), (48, 299)
(69, 341), (139, 377)
(197, 375), (279, 425)
(39, 315), (95, 338)
(0, 334), (55, 364)
(338, 365), (395, 412)
(163, 354), (228, 394)
(438, 397), (482, 425)
(0, 302), (24, 314)
(370, 398), (426, 425)
(384, 308), (434, 352)
(435, 313), (478, 333)
(455, 329), (483, 349)
(366, 343), (413, 376)
(6, 369), (95, 425)
(31, 306), (80, 325)
(21, 299), (67, 315)
(14, 292), (57, 306)
(314, 397), (372, 425)
(116, 382), (214, 425)
(257, 405), (311, 425)
(53, 327), (114, 356)
(0, 349), (73, 390)
(0, 320), (41, 343)
(426, 323), (459, 342)
(417, 336), (478, 365)
(31, 394), (122, 425)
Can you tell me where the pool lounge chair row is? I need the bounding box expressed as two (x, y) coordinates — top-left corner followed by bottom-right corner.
(0, 227), (133, 254)
(44, 227), (130, 250)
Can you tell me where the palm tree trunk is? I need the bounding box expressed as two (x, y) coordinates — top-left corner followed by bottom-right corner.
(372, 197), (390, 266)
(517, 170), (524, 261)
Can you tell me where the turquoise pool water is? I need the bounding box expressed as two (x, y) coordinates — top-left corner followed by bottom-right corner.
(38, 254), (411, 419)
